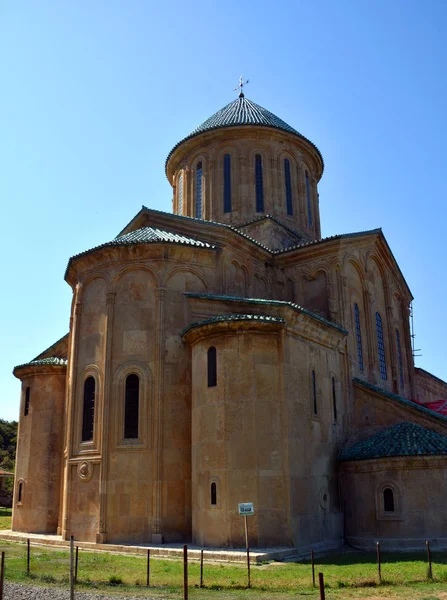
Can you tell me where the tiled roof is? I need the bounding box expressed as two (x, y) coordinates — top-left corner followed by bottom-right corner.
(65, 226), (217, 279)
(340, 422), (447, 461)
(181, 313), (285, 336)
(353, 378), (447, 424)
(185, 293), (347, 334)
(14, 357), (68, 371)
(166, 95), (324, 172)
(274, 228), (382, 255)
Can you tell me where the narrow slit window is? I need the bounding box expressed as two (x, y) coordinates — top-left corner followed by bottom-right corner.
(211, 482), (217, 506)
(284, 158), (293, 215)
(255, 154), (264, 212)
(18, 482), (23, 503)
(383, 487), (395, 512)
(312, 370), (317, 415)
(178, 172), (183, 215)
(24, 387), (30, 416)
(376, 312), (387, 380)
(396, 329), (404, 388)
(124, 374), (139, 439)
(207, 347), (217, 388)
(224, 154), (232, 213)
(195, 162), (203, 218)
(332, 377), (337, 422)
(82, 377), (95, 442)
(305, 170), (313, 227)
(354, 303), (364, 371)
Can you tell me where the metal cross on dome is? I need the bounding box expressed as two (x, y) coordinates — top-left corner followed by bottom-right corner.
(235, 76), (249, 97)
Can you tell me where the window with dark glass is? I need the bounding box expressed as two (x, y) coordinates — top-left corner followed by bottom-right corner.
(224, 154), (232, 213)
(396, 329), (404, 388)
(195, 162), (203, 218)
(24, 387), (30, 416)
(124, 374), (139, 439)
(207, 347), (217, 388)
(82, 377), (95, 442)
(178, 172), (183, 214)
(376, 312), (387, 380)
(332, 377), (337, 421)
(383, 487), (395, 512)
(284, 158), (293, 215)
(312, 370), (317, 415)
(255, 154), (264, 212)
(211, 482), (217, 506)
(354, 303), (364, 371)
(305, 170), (313, 227)
(18, 482), (22, 503)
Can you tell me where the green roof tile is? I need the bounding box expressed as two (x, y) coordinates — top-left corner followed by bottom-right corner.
(181, 314), (285, 337)
(166, 95), (323, 172)
(14, 357), (68, 372)
(340, 422), (447, 461)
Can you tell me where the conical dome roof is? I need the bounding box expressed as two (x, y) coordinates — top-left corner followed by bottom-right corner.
(166, 94), (323, 170)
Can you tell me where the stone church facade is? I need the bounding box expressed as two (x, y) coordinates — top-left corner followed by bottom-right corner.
(12, 93), (447, 551)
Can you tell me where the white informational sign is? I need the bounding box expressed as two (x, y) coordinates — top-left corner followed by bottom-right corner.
(238, 502), (254, 516)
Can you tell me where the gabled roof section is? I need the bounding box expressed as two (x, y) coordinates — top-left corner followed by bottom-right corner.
(185, 292), (347, 334)
(275, 228), (382, 254)
(33, 333), (69, 361)
(13, 356), (68, 377)
(166, 95), (324, 173)
(340, 422), (447, 461)
(181, 314), (285, 337)
(353, 378), (447, 424)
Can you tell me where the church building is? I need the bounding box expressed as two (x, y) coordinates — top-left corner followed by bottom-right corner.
(12, 89), (447, 551)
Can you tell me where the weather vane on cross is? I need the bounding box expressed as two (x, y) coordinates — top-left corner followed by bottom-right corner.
(235, 76), (249, 97)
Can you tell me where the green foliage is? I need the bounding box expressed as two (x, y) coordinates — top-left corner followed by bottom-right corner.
(0, 419), (17, 497)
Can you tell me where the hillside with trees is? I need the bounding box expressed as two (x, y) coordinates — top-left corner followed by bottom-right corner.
(0, 419), (17, 497)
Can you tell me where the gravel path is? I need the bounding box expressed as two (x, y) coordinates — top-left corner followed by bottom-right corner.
(3, 582), (166, 599)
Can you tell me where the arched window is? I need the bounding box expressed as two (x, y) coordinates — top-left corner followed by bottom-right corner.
(210, 482), (217, 506)
(195, 162), (203, 219)
(18, 481), (23, 504)
(376, 312), (387, 380)
(354, 303), (364, 371)
(82, 377), (95, 442)
(178, 172), (183, 215)
(207, 347), (217, 388)
(284, 158), (293, 215)
(24, 387), (30, 416)
(332, 377), (337, 422)
(255, 154), (264, 212)
(124, 374), (139, 439)
(312, 370), (317, 415)
(224, 154), (232, 213)
(396, 329), (404, 388)
(305, 170), (313, 227)
(383, 487), (395, 512)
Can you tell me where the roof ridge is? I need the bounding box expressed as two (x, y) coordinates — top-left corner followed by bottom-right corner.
(180, 313), (285, 337)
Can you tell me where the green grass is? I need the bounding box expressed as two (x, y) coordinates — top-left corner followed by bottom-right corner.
(0, 540), (446, 598)
(0, 508), (11, 530)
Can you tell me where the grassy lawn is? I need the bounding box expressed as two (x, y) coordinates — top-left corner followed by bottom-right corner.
(0, 508), (11, 530)
(0, 540), (446, 599)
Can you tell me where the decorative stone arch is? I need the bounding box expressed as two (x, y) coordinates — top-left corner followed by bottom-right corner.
(174, 168), (185, 215)
(302, 267), (329, 319)
(276, 148), (300, 217)
(162, 265), (208, 293)
(209, 475), (221, 509)
(214, 144), (240, 218)
(376, 480), (402, 520)
(111, 264), (160, 289)
(78, 273), (111, 299)
(230, 259), (249, 297)
(75, 364), (103, 453)
(113, 360), (153, 449)
(248, 144), (274, 214)
(189, 151), (209, 219)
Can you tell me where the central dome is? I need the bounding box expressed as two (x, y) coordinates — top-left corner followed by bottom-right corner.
(166, 95), (323, 169)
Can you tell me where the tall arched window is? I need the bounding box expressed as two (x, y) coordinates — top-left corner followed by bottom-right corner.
(354, 303), (364, 372)
(396, 329), (404, 388)
(207, 347), (217, 388)
(124, 374), (139, 439)
(255, 154), (264, 212)
(312, 370), (317, 415)
(178, 172), (183, 215)
(332, 377), (337, 422)
(18, 481), (23, 504)
(383, 487), (395, 512)
(284, 158), (293, 215)
(24, 386), (30, 416)
(224, 154), (232, 213)
(376, 312), (387, 380)
(305, 170), (313, 227)
(210, 482), (217, 506)
(82, 376), (95, 442)
(195, 162), (203, 218)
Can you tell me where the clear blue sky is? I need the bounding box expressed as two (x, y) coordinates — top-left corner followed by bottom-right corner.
(1, 1), (446, 421)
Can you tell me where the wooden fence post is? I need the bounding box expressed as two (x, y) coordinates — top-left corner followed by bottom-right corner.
(0, 551), (5, 600)
(75, 546), (79, 583)
(311, 549), (315, 587)
(426, 540), (432, 579)
(147, 549), (150, 586)
(69, 535), (74, 600)
(376, 541), (381, 583)
(183, 544), (188, 600)
(27, 538), (30, 574)
(200, 549), (204, 588)
(318, 572), (325, 600)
